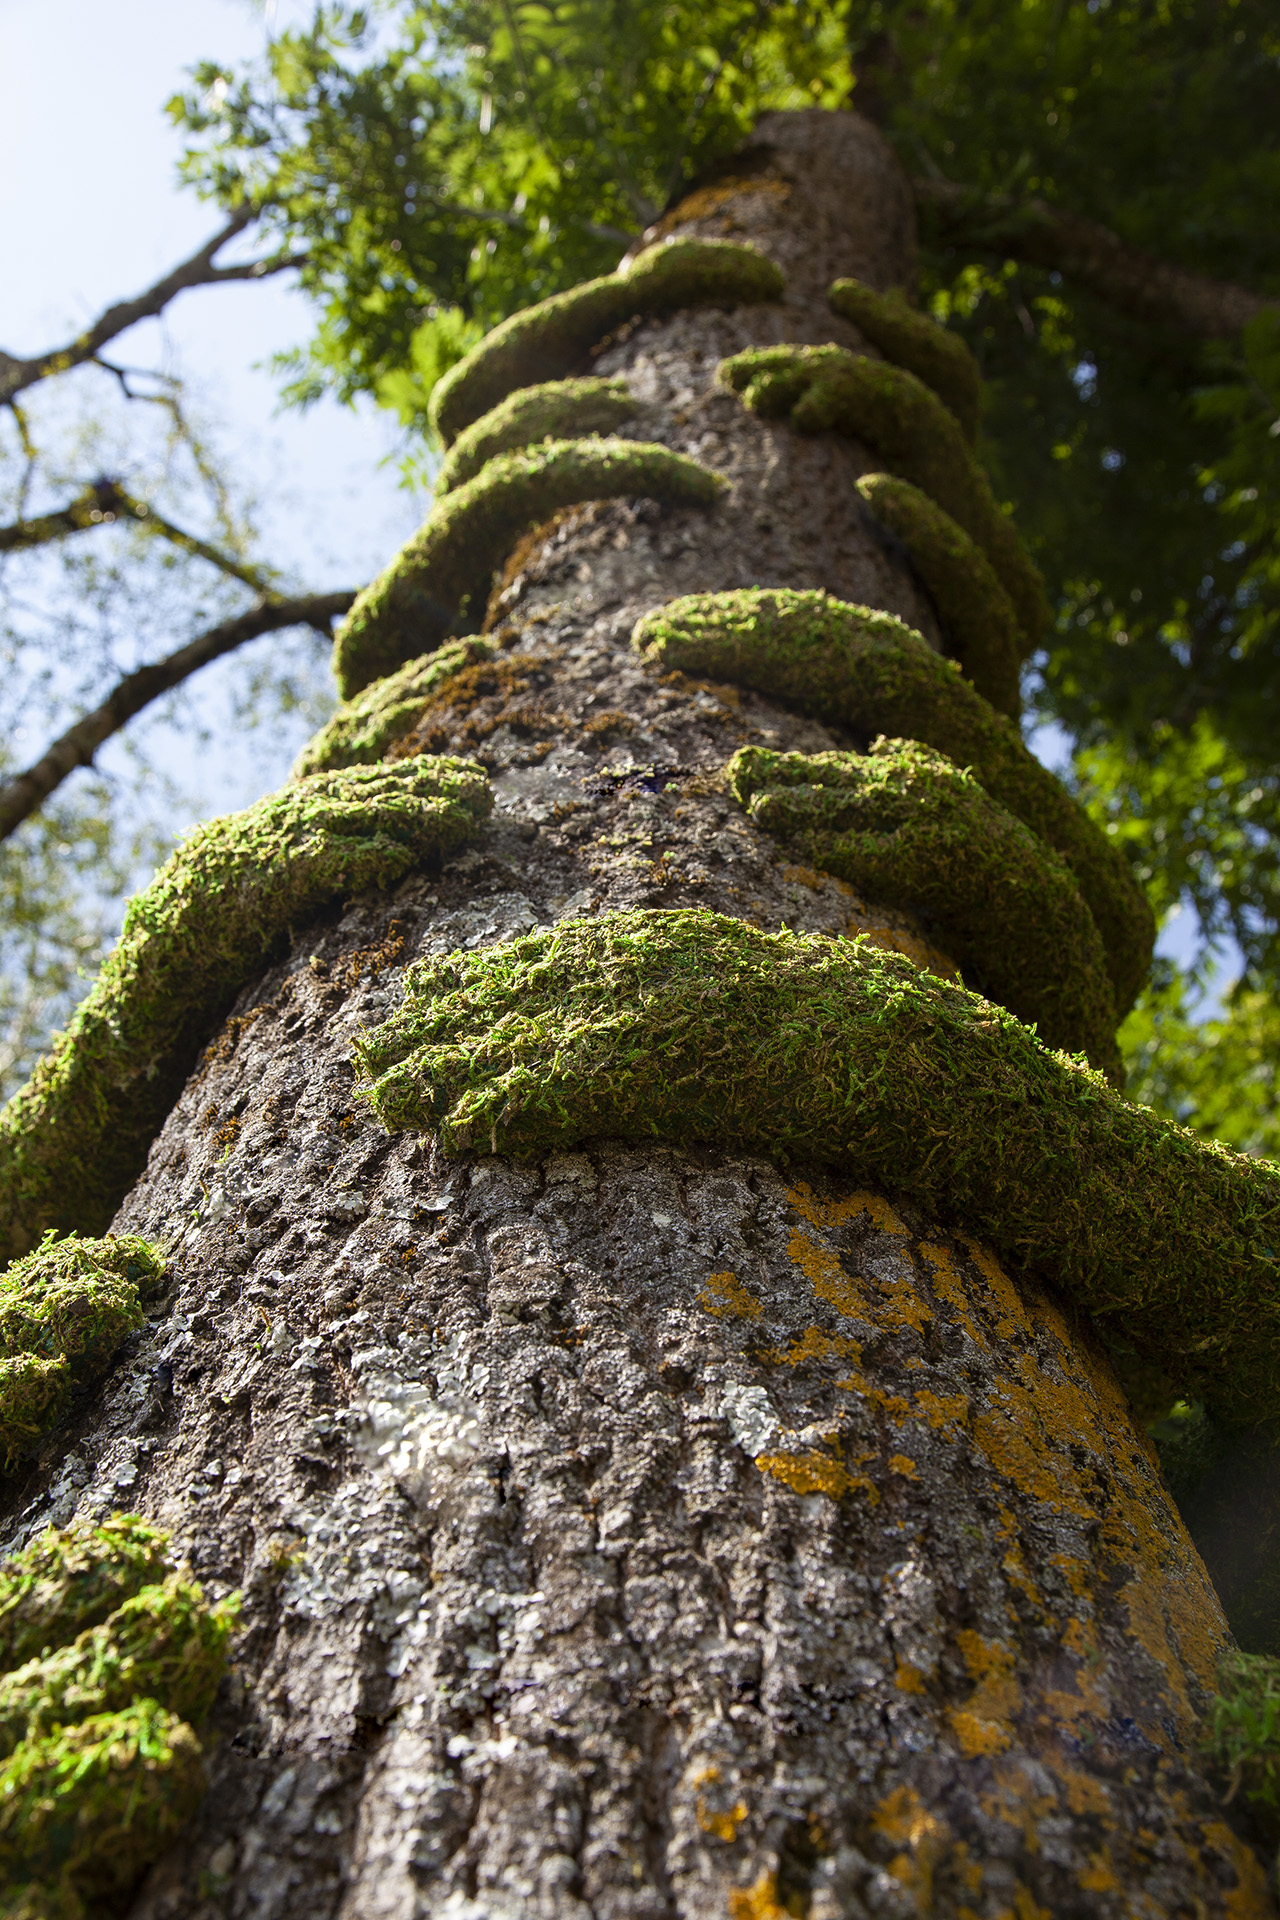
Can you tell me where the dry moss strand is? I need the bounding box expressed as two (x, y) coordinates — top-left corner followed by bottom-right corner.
(0, 757), (493, 1258)
(354, 908), (1280, 1428)
(429, 237), (784, 446)
(0, 1235), (166, 1466)
(0, 1700), (205, 1919)
(727, 741), (1119, 1071)
(633, 589), (1154, 1015)
(718, 343), (1049, 653)
(0, 1516), (171, 1672)
(435, 376), (639, 495)
(855, 473), (1022, 719)
(333, 439), (726, 699)
(0, 1574), (237, 1759)
(295, 638), (495, 778)
(828, 276), (983, 444)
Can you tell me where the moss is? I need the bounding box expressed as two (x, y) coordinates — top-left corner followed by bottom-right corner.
(0, 1701), (205, 1920)
(355, 906), (1280, 1427)
(1201, 1653), (1280, 1843)
(295, 637), (493, 777)
(436, 376), (639, 495)
(334, 438), (726, 699)
(0, 1574), (237, 1758)
(855, 473), (1022, 719)
(0, 757), (491, 1257)
(0, 1235), (166, 1465)
(429, 237), (784, 446)
(727, 741), (1119, 1071)
(827, 278), (983, 445)
(632, 589), (1154, 1015)
(0, 1517), (171, 1671)
(718, 343), (1049, 654)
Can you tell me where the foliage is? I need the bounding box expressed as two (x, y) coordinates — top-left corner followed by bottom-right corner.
(355, 904), (1280, 1427)
(169, 1), (848, 422)
(1202, 1651), (1280, 1844)
(1121, 961), (1280, 1163)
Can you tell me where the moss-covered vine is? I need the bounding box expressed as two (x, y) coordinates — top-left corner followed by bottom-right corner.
(429, 237), (784, 446)
(727, 742), (1119, 1070)
(633, 589), (1154, 1015)
(0, 1235), (167, 1466)
(334, 438), (725, 699)
(827, 277), (983, 445)
(355, 906), (1280, 1428)
(718, 342), (1049, 655)
(0, 757), (492, 1259)
(855, 473), (1022, 718)
(436, 376), (640, 495)
(296, 637), (495, 778)
(0, 1517), (235, 1920)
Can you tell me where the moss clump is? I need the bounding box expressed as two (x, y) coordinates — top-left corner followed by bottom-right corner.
(355, 907), (1280, 1426)
(0, 1516), (171, 1671)
(633, 589), (1154, 1015)
(0, 1701), (205, 1919)
(1201, 1653), (1280, 1843)
(295, 637), (494, 777)
(430, 238), (784, 446)
(855, 473), (1022, 719)
(0, 1519), (235, 1918)
(718, 343), (1049, 654)
(334, 438), (726, 698)
(0, 758), (492, 1257)
(436, 376), (639, 495)
(727, 741), (1118, 1071)
(828, 277), (983, 445)
(0, 1235), (166, 1465)
(0, 1573), (237, 1758)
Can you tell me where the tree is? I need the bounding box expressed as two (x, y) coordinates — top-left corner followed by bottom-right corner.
(1, 102), (1278, 1915)
(167, 0), (1280, 1152)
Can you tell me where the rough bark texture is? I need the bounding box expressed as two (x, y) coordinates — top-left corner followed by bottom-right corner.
(0, 109), (1269, 1919)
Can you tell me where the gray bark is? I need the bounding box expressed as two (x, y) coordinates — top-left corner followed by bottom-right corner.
(1, 109), (1266, 1919)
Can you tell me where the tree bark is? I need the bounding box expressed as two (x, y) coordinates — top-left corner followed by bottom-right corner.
(0, 108), (1267, 1919)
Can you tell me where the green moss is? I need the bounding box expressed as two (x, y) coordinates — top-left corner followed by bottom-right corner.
(0, 1574), (236, 1758)
(429, 238), (784, 446)
(727, 741), (1119, 1071)
(355, 906), (1280, 1426)
(1201, 1653), (1280, 1843)
(0, 757), (491, 1258)
(718, 343), (1049, 654)
(296, 637), (494, 777)
(0, 1235), (166, 1465)
(855, 473), (1022, 719)
(828, 277), (983, 445)
(334, 438), (726, 699)
(436, 376), (639, 495)
(632, 589), (1154, 1015)
(0, 1701), (205, 1920)
(0, 1517), (171, 1671)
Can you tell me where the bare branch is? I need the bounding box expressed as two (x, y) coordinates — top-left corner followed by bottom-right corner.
(0, 591), (355, 843)
(912, 177), (1271, 340)
(0, 212), (310, 405)
(0, 479), (278, 594)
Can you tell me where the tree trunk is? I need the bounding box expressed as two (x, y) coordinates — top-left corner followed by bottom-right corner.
(2, 110), (1268, 1919)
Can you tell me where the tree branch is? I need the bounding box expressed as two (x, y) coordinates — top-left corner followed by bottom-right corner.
(0, 212), (310, 405)
(0, 478), (279, 594)
(0, 590), (355, 843)
(911, 177), (1271, 340)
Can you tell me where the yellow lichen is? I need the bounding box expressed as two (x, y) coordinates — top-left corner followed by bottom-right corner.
(726, 1869), (791, 1920)
(698, 1271), (764, 1320)
(755, 1447), (874, 1502)
(889, 1453), (919, 1479)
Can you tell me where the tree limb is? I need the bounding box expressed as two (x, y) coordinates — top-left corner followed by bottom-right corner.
(911, 177), (1271, 340)
(0, 212), (310, 405)
(0, 590), (355, 843)
(0, 478), (280, 595)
